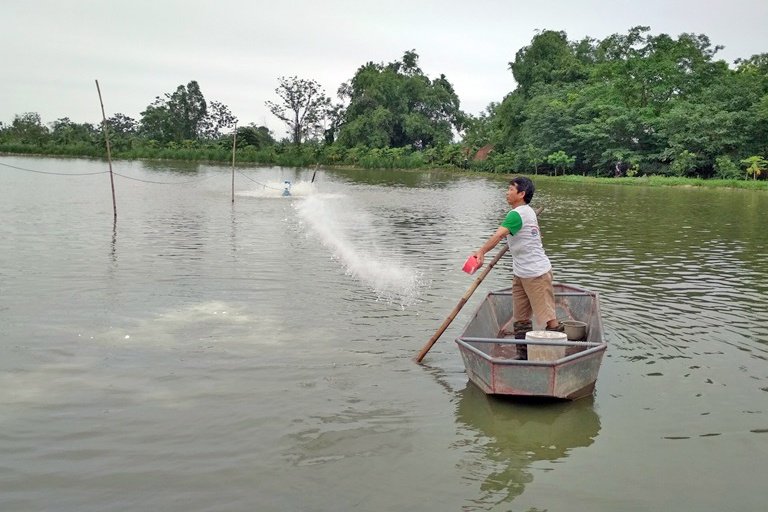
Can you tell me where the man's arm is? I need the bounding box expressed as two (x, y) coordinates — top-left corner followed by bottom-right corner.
(473, 226), (510, 266)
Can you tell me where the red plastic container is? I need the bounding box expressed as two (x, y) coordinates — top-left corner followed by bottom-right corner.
(462, 255), (482, 275)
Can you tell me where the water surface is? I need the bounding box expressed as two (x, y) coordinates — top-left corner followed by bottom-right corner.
(1, 156), (766, 511)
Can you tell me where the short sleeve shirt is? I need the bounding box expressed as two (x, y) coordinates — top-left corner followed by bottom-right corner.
(501, 204), (551, 278)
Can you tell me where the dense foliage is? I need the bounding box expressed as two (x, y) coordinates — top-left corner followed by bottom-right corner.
(464, 27), (768, 178)
(1, 27), (767, 180)
(139, 81), (237, 143)
(336, 50), (465, 149)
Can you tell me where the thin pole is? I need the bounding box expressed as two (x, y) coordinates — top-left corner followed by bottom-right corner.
(95, 80), (117, 220)
(231, 123), (237, 203)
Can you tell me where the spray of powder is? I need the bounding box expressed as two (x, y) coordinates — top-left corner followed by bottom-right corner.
(295, 193), (422, 308)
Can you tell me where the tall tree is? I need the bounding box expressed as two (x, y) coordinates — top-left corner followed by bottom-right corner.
(337, 50), (465, 149)
(49, 118), (98, 146)
(462, 103), (500, 149)
(509, 30), (589, 96)
(106, 113), (138, 151)
(139, 81), (234, 143)
(106, 113), (138, 136)
(201, 100), (237, 139)
(8, 112), (49, 145)
(170, 80), (208, 140)
(735, 53), (768, 156)
(593, 27), (725, 112)
(236, 124), (275, 149)
(265, 76), (331, 146)
(139, 100), (175, 142)
(483, 26), (759, 176)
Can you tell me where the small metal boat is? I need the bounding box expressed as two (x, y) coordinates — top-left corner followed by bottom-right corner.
(455, 283), (607, 400)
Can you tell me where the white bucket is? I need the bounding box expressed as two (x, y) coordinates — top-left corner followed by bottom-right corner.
(526, 330), (568, 361)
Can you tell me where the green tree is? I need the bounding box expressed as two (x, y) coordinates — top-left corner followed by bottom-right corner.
(49, 118), (98, 146)
(714, 156), (741, 179)
(741, 155), (767, 180)
(105, 113), (138, 151)
(8, 112), (49, 145)
(593, 27), (725, 112)
(236, 124), (275, 149)
(139, 81), (230, 143)
(337, 50), (464, 149)
(515, 143), (545, 174)
(657, 101), (741, 175)
(546, 150), (576, 176)
(138, 101), (174, 142)
(462, 105), (497, 149)
(515, 85), (576, 161)
(747, 93), (768, 156)
(491, 92), (527, 152)
(107, 113), (138, 135)
(509, 30), (589, 97)
(734, 55), (768, 157)
(474, 26), (760, 177)
(202, 100), (238, 139)
(266, 76), (331, 146)
(173, 80), (208, 140)
(669, 150), (699, 176)
(323, 103), (346, 144)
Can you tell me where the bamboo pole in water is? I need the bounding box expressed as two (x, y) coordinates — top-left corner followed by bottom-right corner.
(95, 80), (117, 220)
(231, 124), (237, 203)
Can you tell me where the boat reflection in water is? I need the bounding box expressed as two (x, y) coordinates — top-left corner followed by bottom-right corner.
(455, 382), (601, 507)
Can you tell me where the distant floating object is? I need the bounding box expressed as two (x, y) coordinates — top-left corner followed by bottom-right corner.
(282, 180), (292, 196)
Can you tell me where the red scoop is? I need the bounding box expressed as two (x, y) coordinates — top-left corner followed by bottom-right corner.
(462, 255), (481, 275)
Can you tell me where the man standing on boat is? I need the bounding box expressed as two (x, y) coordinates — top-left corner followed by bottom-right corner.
(471, 176), (562, 342)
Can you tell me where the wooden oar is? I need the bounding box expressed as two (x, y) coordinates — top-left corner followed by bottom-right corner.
(415, 206), (544, 363)
(415, 244), (508, 363)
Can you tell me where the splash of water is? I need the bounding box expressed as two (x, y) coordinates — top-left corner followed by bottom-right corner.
(295, 193), (422, 308)
(237, 180), (314, 198)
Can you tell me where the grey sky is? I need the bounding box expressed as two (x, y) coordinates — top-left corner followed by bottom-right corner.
(2, 0), (767, 138)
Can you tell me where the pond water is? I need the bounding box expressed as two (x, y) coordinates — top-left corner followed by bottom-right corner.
(1, 156), (766, 511)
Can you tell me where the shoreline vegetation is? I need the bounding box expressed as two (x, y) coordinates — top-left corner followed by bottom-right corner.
(2, 27), (767, 188)
(2, 149), (766, 191)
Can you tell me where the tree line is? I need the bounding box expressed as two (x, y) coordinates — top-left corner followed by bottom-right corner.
(465, 26), (768, 179)
(1, 26), (767, 179)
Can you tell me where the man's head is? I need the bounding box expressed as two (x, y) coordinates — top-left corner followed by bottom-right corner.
(508, 176), (535, 204)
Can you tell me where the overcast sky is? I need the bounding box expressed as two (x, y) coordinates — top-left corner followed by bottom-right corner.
(3, 0), (767, 138)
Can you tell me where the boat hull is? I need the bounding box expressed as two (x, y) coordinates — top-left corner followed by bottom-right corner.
(455, 283), (607, 400)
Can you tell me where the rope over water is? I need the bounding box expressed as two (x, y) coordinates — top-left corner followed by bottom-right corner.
(0, 159), (285, 188)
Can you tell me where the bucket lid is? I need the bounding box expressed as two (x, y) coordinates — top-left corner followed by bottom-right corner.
(525, 330), (567, 341)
